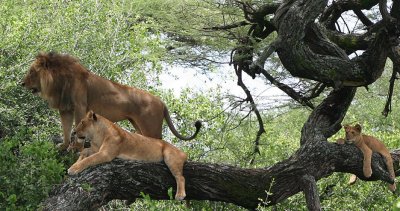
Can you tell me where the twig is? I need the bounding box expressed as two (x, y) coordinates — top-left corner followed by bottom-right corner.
(382, 66), (399, 117)
(305, 83), (327, 100)
(234, 63), (265, 165)
(353, 9), (373, 27)
(254, 66), (315, 109)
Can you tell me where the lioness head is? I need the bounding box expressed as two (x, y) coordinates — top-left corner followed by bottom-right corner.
(343, 124), (362, 144)
(74, 110), (98, 141)
(21, 53), (51, 95)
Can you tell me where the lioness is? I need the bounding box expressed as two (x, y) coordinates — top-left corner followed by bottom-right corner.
(68, 111), (188, 200)
(337, 124), (396, 191)
(22, 52), (201, 150)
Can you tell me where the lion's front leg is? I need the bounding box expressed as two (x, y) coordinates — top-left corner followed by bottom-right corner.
(68, 151), (115, 175)
(359, 145), (372, 178)
(59, 110), (74, 150)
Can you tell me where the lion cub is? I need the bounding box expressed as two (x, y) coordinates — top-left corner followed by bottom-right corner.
(67, 111), (188, 200)
(337, 124), (396, 191)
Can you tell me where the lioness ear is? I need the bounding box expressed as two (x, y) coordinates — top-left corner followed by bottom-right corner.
(354, 124), (362, 132)
(87, 110), (97, 121)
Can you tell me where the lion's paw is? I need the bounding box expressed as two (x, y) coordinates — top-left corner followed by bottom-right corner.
(389, 183), (396, 192)
(363, 167), (372, 178)
(68, 165), (81, 175)
(56, 142), (68, 151)
(336, 138), (345, 145)
(175, 192), (186, 201)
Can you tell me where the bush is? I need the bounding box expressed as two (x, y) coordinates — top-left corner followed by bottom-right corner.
(0, 127), (64, 210)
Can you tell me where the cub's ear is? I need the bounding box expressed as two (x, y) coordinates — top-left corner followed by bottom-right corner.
(343, 124), (349, 130)
(354, 124), (362, 132)
(87, 110), (97, 121)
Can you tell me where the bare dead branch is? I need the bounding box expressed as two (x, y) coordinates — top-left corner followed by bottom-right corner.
(382, 68), (397, 117)
(305, 83), (327, 100)
(321, 0), (379, 28)
(253, 65), (315, 109)
(234, 64), (265, 164)
(353, 9), (373, 27)
(203, 21), (250, 31)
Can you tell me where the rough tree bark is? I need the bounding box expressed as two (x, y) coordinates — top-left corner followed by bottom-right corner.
(43, 87), (399, 210)
(42, 149), (400, 210)
(43, 0), (400, 210)
(42, 150), (400, 211)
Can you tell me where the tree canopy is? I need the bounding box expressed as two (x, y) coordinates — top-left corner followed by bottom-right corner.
(1, 0), (400, 210)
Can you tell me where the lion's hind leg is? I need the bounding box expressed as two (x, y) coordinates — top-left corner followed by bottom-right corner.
(163, 146), (187, 200)
(359, 145), (373, 178)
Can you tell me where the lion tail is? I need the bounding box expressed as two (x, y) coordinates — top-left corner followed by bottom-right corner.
(163, 105), (201, 141)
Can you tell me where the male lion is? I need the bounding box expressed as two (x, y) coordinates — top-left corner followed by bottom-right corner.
(22, 52), (201, 150)
(337, 124), (396, 191)
(68, 111), (188, 200)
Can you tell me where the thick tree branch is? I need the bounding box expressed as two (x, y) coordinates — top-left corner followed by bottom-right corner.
(43, 148), (400, 210)
(325, 30), (369, 53)
(301, 87), (356, 145)
(273, 0), (390, 87)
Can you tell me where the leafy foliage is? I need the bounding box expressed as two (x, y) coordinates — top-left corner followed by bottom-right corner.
(0, 128), (65, 210)
(1, 0), (400, 210)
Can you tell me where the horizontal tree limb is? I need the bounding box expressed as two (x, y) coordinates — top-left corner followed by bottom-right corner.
(42, 143), (400, 210)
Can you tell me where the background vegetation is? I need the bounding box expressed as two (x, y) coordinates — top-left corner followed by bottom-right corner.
(0, 0), (399, 210)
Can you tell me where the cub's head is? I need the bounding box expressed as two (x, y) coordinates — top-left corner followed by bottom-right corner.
(67, 136), (84, 152)
(21, 53), (51, 95)
(343, 124), (362, 143)
(74, 111), (99, 141)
